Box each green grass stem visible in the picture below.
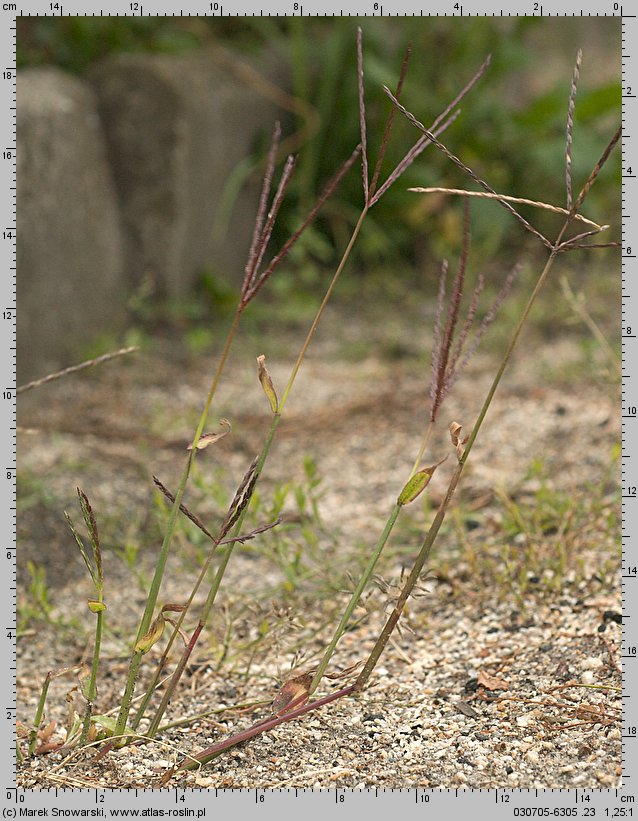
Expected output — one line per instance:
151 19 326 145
79 608 104 747
145 207 369 736
353 230 569 691
309 421 434 694
28 673 53 756
111 308 242 743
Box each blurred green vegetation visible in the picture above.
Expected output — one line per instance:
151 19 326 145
18 16 621 295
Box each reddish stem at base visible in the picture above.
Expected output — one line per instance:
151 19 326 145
178 684 357 771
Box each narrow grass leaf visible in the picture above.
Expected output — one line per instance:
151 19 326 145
78 666 92 701
93 715 137 739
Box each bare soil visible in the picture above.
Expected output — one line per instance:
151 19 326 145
16 299 621 789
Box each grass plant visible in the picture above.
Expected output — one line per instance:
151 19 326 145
128 30 489 742
109 122 361 745
18 33 619 783
171 47 619 774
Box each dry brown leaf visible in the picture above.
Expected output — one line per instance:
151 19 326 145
134 614 166 654
456 701 479 718
323 660 364 680
477 669 509 691
257 355 279 414
39 720 57 743
271 672 313 716
449 421 469 460
187 418 232 451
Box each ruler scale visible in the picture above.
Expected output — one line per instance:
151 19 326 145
2 5 16 793
5 3 630 817
623 11 637 821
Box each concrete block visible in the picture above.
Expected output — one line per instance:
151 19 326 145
89 50 287 298
18 67 126 382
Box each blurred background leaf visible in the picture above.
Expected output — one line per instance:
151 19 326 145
18 16 620 301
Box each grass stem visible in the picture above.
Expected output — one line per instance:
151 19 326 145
353 233 568 691
111 308 242 743
309 419 434 695
79 608 104 746
146 207 369 735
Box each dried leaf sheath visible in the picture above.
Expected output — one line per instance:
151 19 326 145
257 354 279 414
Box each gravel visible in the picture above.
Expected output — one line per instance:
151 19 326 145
17 305 621 789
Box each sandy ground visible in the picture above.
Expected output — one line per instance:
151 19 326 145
16 298 621 789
